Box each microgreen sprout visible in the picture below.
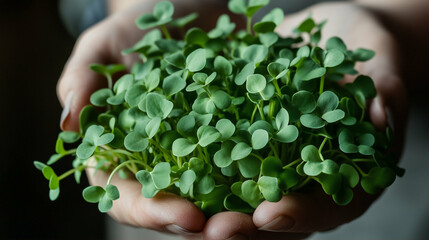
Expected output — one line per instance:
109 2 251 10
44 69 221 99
35 0 403 216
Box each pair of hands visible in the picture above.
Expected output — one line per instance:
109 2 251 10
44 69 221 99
57 2 407 239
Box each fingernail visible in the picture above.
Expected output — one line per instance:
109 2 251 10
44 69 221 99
226 233 249 240
60 91 73 130
258 215 294 232
165 224 200 236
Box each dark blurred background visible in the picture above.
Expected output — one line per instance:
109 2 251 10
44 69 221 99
0 0 105 239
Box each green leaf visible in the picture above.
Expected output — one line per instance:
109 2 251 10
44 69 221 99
212 14 236 38
136 170 159 198
301 145 321 163
228 0 246 14
49 188 60 201
49 174 59 190
275 125 299 143
163 74 186 96
169 12 198 28
318 91 339 114
34 161 47 171
186 48 206 72
214 56 233 76
197 126 221 147
248 120 273 134
179 170 196 194
261 156 282 177
151 162 171 189
238 156 260 178
145 117 161 139
197 175 215 195
253 21 276 33
326 37 347 54
224 193 254 214
82 186 105 203
185 28 209 47
47 154 62 165
352 48 375 61
300 114 325 129
90 88 113 107
258 176 282 202
146 93 174 119
172 138 198 157
153 1 174 22
297 18 315 33
98 194 113 212
267 62 288 79
324 49 345 68
361 167 396 194
259 32 279 47
76 142 96 159
211 90 231 109
105 184 120 200
216 119 236 140
339 164 359 188
317 173 342 195
122 29 162 55
292 90 316 114
177 115 196 136
192 94 216 114
321 109 345 123
243 45 268 64
358 145 375 155
231 142 252 160
252 129 269 150
165 52 186 68
55 138 65 154
246 74 266 93
89 64 126 76
159 130 181 150
278 168 300 190
261 8 284 26
235 62 255 85
275 108 289 130
293 59 326 81
358 133 375 146
59 131 81 143
332 184 353 205
124 132 149 152
241 180 263 208
246 0 270 17
214 141 234 168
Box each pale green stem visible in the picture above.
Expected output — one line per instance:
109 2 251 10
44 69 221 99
319 75 325 95
107 160 150 185
160 25 172 39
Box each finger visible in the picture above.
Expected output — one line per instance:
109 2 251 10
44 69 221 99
202 211 310 240
85 166 206 236
253 186 377 233
57 25 117 132
57 18 140 132
202 211 256 240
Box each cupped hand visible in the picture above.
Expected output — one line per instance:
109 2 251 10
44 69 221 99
57 1 408 240
199 2 407 240
57 2 207 238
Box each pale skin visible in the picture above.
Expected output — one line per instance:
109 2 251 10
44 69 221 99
57 0 427 239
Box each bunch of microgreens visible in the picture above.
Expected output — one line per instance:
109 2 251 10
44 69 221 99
34 0 404 216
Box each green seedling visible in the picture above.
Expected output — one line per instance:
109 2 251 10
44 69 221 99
35 0 403 216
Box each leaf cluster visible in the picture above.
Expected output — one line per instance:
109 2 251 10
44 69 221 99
35 0 402 215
